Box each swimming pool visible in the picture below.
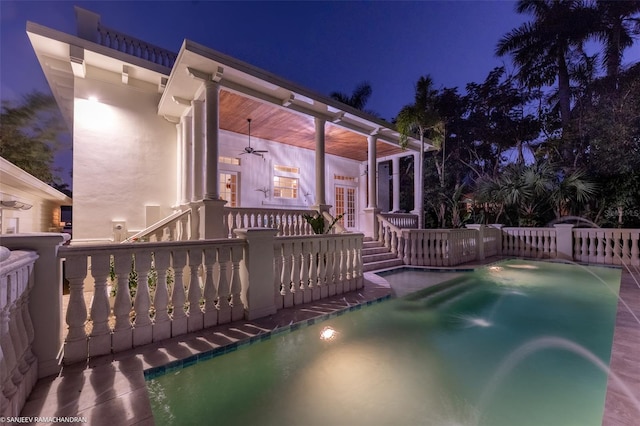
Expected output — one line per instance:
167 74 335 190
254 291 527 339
146 260 622 425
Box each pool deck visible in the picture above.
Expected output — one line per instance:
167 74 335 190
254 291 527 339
19 258 640 425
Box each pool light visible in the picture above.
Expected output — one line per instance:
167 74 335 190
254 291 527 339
320 326 337 341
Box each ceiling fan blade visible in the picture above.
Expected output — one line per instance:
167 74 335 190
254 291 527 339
254 150 268 153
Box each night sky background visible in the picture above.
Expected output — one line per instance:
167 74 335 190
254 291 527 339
2 1 639 187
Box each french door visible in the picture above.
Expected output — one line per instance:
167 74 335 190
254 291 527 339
335 185 357 231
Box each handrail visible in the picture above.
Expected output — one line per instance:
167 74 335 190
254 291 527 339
379 212 418 229
224 206 316 237
322 211 347 234
376 213 404 256
123 208 191 243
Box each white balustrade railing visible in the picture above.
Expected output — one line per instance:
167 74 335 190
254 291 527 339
379 212 418 229
59 239 246 363
573 228 640 266
1 249 39 418
502 227 557 259
377 214 404 259
274 234 363 310
96 23 177 68
225 207 316 237
448 229 478 265
123 208 192 243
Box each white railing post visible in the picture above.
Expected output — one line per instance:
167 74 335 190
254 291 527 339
234 228 277 320
3 234 68 377
554 224 575 261
466 224 485 261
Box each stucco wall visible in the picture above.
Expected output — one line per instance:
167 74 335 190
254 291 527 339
219 130 362 216
73 72 176 241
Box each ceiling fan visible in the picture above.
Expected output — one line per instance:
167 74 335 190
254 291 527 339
240 118 268 158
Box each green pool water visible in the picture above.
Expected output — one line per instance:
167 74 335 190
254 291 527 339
147 260 622 426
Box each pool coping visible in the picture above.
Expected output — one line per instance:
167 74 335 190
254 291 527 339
143 293 392 381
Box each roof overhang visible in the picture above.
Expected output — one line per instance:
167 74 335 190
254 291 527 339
159 40 430 161
27 18 431 162
0 157 72 204
26 21 171 132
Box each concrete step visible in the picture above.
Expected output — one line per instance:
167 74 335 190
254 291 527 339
363 240 384 249
363 258 404 272
362 252 398 263
362 246 389 256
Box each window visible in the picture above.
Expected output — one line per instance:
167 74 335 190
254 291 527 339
273 176 298 199
274 165 299 174
334 174 357 182
219 156 240 166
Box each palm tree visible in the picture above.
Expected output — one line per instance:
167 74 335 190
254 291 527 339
593 0 640 80
330 81 378 116
396 75 445 228
496 0 596 136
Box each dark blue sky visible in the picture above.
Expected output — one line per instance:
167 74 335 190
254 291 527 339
1 0 535 121
2 1 639 187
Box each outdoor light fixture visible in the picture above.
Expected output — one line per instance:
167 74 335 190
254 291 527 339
320 326 337 341
0 200 32 210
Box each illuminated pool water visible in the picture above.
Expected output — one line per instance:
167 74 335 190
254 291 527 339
146 260 621 425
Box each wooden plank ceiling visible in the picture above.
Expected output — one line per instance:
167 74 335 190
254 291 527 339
219 90 404 162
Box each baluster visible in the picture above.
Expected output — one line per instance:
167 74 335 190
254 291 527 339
309 239 320 301
543 231 550 258
217 246 232 323
595 231 604 264
334 238 345 295
588 231 597 263
186 249 203 332
170 250 188 336
324 238 335 296
345 237 354 292
300 240 312 303
202 248 218 328
88 253 111 357
291 241 303 305
230 246 244 321
631 232 640 266
64 255 89 362
273 243 285 309
318 238 328 299
355 236 364 289
605 231 614 264
580 231 588 262
397 232 404 261
616 231 626 265
153 250 171 341
281 242 294 307
403 231 411 265
133 251 153 346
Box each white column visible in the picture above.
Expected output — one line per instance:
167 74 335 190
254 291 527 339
392 156 400 212
367 135 377 208
314 117 327 207
204 81 220 200
412 150 424 228
191 100 204 201
181 115 192 205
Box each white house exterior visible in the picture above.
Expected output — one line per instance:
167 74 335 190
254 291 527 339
27 7 429 243
0 157 72 235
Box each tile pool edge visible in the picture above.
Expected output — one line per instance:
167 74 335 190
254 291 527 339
143 293 392 381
